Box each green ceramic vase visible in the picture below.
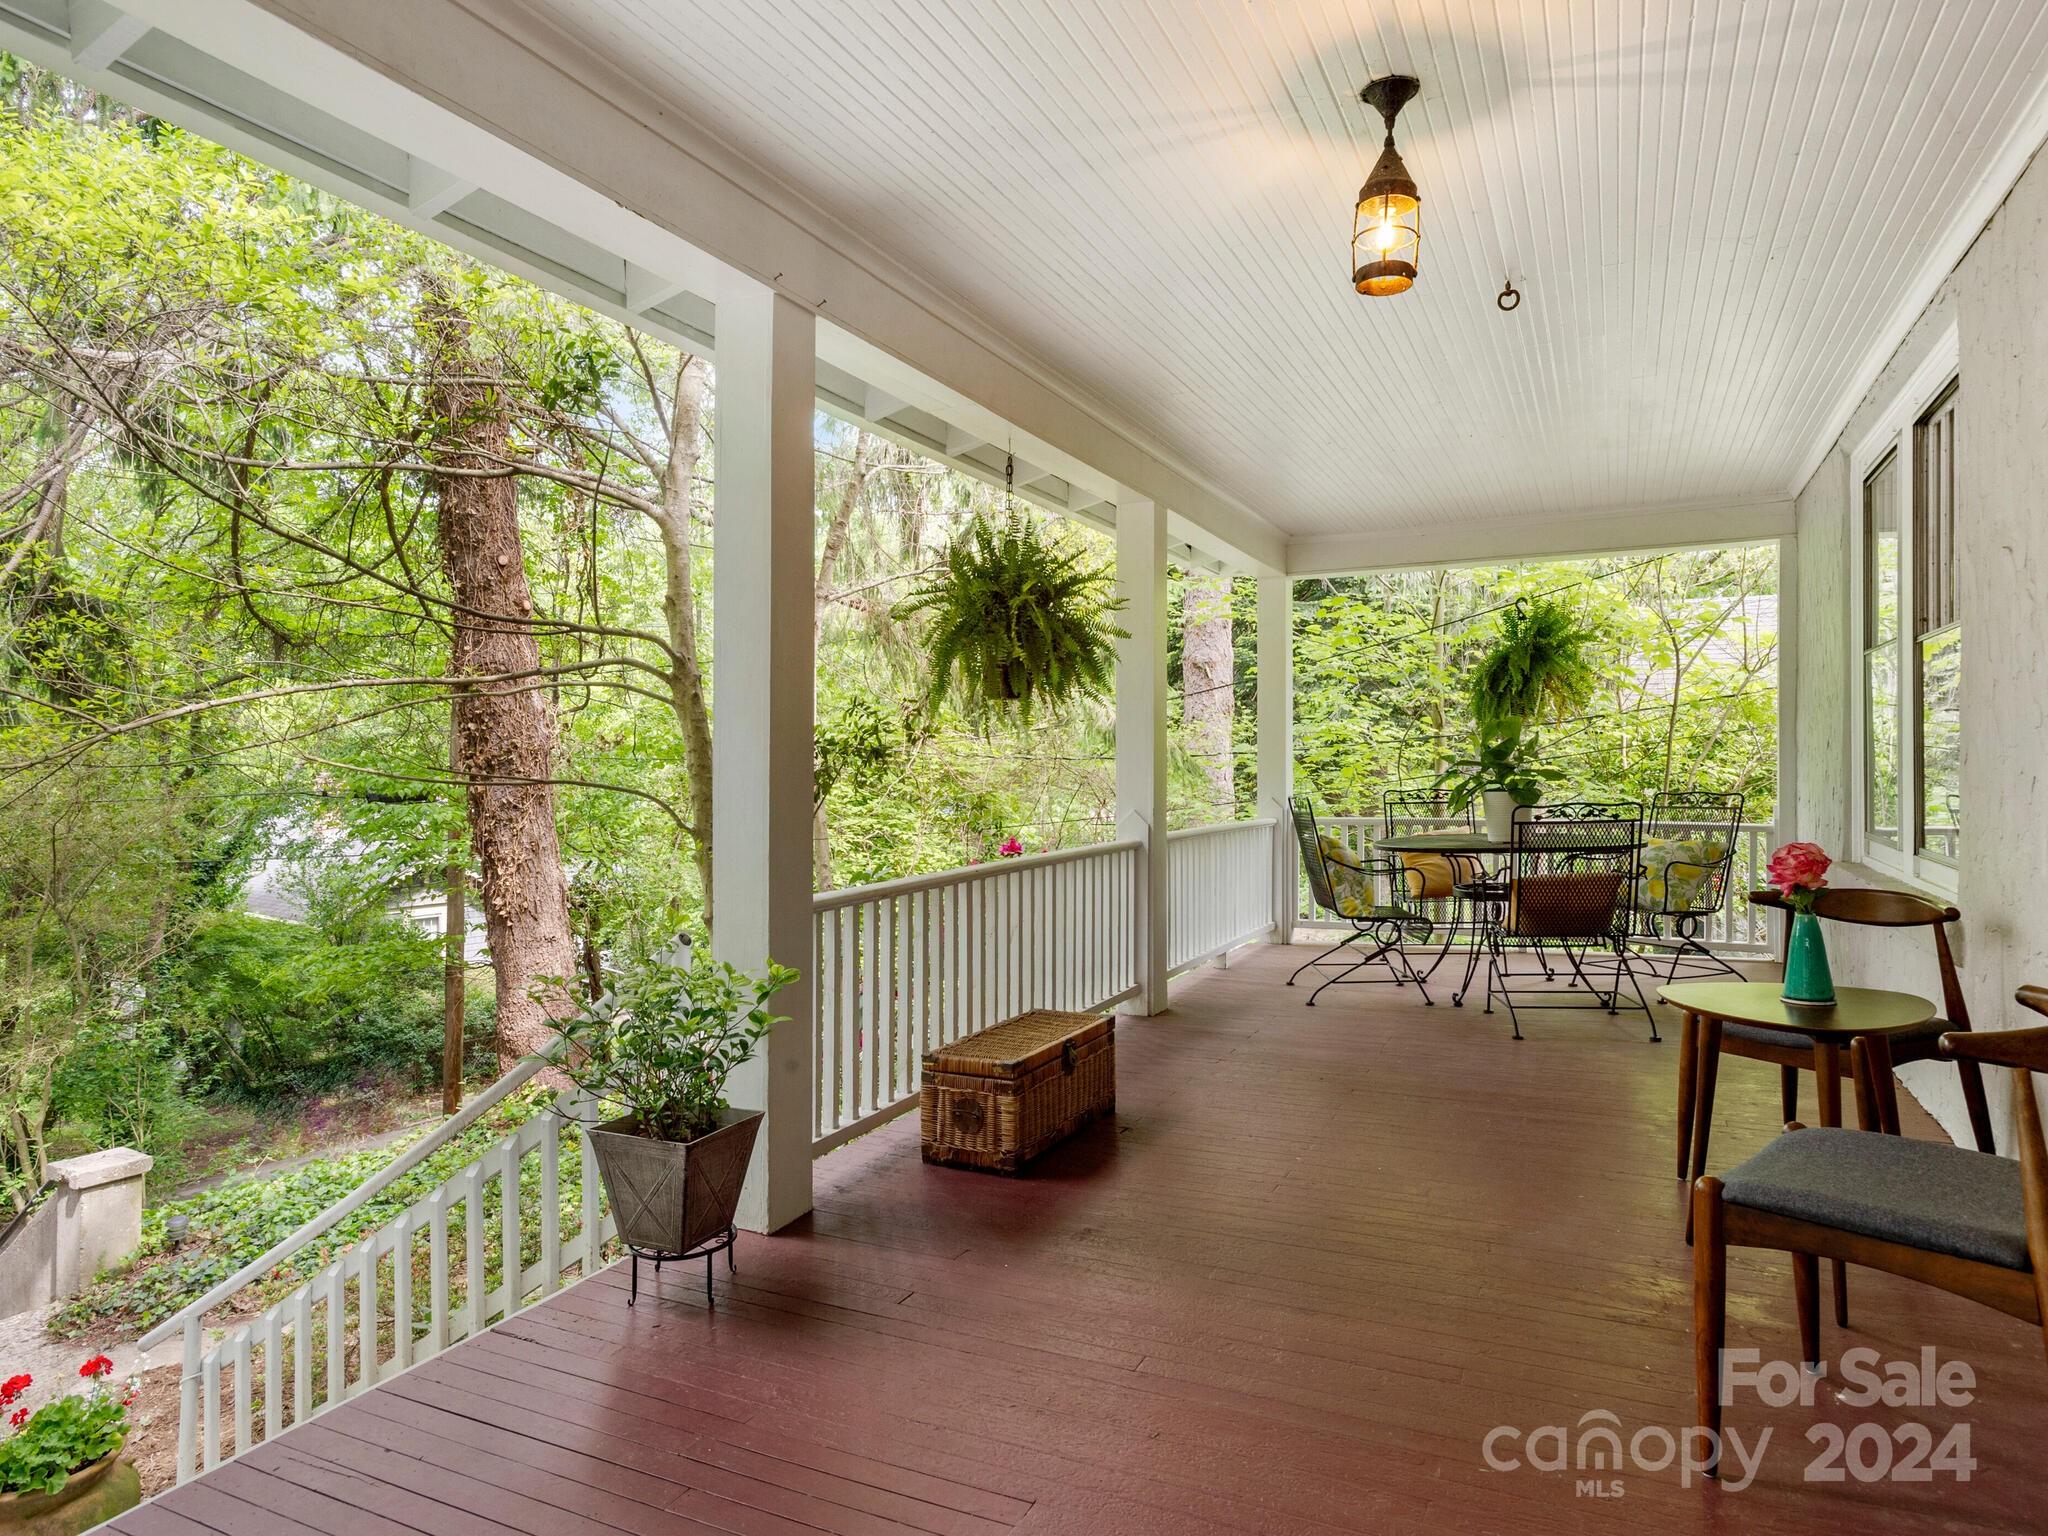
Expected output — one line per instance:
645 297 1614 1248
1781 910 1836 1006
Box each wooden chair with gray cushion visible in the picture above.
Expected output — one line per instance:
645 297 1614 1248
1691 985 2048 1475
1685 887 1997 1177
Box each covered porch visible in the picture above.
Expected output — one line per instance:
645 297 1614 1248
14 0 2047 1526
108 949 2048 1534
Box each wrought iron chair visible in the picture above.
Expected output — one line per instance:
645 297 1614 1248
1381 791 1496 982
1627 790 1744 982
1476 801 1656 1040
1692 985 2048 1476
1287 796 1436 1006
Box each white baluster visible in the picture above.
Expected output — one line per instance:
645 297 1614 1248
464 1165 486 1337
323 1263 345 1410
292 1287 312 1428
391 1213 415 1372
262 1308 282 1444
201 1341 220 1471
355 1236 380 1392
540 1118 561 1295
176 1318 200 1485
428 1188 450 1356
231 1330 251 1462
837 905 857 1131
499 1139 522 1317
579 1112 603 1276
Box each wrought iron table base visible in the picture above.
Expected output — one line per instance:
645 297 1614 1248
626 1223 739 1307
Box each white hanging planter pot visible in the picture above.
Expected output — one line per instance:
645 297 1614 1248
1482 789 1521 843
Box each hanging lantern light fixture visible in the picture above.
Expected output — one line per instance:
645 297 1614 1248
1351 73 1422 296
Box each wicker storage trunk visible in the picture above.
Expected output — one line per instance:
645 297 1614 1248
920 1010 1114 1172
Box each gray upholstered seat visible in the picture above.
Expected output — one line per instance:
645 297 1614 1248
1720 1127 2029 1270
1724 1015 1948 1051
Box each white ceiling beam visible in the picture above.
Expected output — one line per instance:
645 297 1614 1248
942 425 986 459
862 387 908 422
405 157 475 220
141 0 1286 572
623 262 687 315
1287 497 1796 577
66 0 151 71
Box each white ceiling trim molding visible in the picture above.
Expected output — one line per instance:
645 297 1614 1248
125 0 1284 571
1792 62 2048 494
1288 497 1795 578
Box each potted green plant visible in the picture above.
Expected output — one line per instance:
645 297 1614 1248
893 511 1126 723
1434 719 1565 842
1468 595 1602 729
0 1357 141 1534
552 940 797 1285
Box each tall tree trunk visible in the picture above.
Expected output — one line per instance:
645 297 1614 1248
440 708 466 1113
648 357 717 929
421 294 578 1073
810 431 875 890
1182 572 1235 814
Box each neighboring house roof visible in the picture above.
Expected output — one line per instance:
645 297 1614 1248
238 851 492 966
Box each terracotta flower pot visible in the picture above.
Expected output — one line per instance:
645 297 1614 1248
586 1107 762 1257
0 1451 141 1536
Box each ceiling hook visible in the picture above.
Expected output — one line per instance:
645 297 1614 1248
1497 278 1521 312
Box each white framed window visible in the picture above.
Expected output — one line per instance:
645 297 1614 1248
1849 322 1960 889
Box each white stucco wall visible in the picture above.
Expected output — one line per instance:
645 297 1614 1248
1793 145 2048 1149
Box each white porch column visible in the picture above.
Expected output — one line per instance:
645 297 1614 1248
712 278 815 1233
1115 496 1170 1014
1256 574 1295 945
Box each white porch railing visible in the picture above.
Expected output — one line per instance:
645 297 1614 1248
810 838 1145 1155
140 1054 613 1486
1305 816 1781 953
1166 818 1279 974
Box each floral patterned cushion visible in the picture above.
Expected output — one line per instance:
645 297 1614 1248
1317 833 1381 918
1637 835 1728 913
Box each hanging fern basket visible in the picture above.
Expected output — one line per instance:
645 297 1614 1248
894 510 1125 725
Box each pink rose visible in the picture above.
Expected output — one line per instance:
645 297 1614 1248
1766 841 1831 895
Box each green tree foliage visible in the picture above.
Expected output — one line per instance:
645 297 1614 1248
1291 549 1779 820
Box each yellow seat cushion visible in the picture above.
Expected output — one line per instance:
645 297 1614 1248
1400 852 1456 901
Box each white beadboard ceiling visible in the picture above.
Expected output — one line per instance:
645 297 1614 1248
516 0 2048 539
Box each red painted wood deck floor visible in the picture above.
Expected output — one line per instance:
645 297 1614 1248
110 947 2048 1536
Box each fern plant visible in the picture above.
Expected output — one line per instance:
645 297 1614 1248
1468 596 1603 728
894 512 1126 724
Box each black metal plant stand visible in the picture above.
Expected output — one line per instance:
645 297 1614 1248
626 1222 738 1307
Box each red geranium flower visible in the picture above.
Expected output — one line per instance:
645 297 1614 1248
0 1374 28 1406
79 1355 114 1379
7 1408 26 1428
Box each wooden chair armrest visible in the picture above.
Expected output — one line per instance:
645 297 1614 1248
1940 1025 2048 1072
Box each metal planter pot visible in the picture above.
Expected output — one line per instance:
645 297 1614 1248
586 1106 761 1258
